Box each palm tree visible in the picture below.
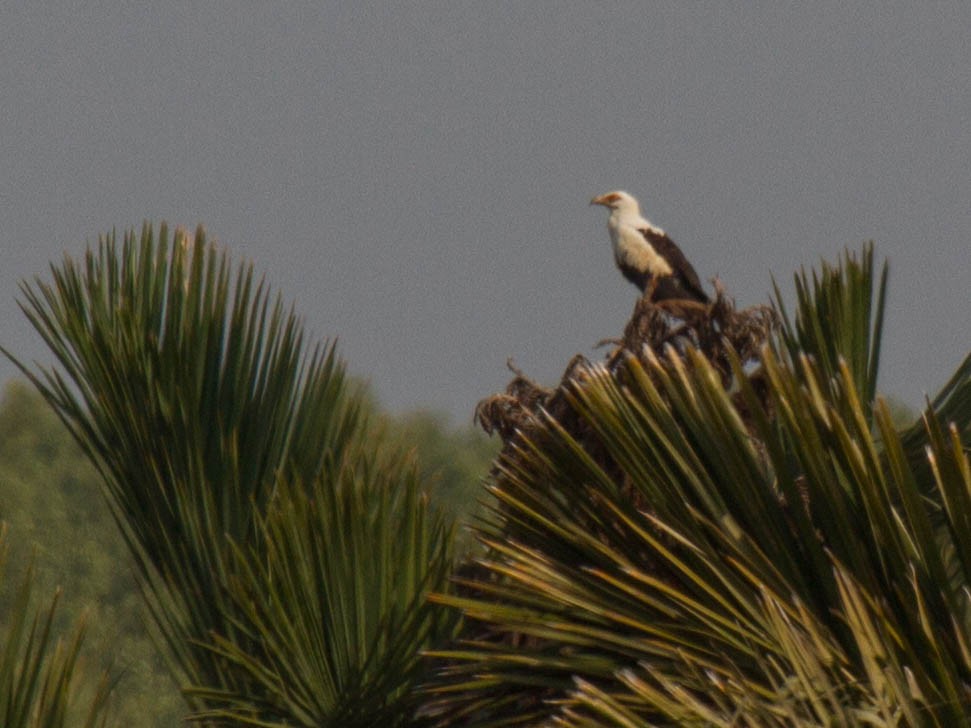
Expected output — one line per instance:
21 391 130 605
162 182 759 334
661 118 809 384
6 224 455 726
425 245 971 726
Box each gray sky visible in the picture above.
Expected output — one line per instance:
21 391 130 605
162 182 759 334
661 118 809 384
1 5 968 423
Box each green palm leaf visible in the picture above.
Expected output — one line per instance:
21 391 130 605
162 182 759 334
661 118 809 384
773 242 888 415
192 458 456 727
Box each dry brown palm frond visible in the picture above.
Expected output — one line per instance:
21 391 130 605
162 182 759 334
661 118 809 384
477 279 779 452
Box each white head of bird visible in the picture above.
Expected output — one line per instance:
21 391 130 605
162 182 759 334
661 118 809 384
591 190 660 232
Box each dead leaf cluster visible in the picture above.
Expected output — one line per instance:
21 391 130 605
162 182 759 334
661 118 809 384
475 281 777 451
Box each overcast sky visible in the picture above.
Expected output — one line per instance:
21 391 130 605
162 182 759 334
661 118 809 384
1 5 968 423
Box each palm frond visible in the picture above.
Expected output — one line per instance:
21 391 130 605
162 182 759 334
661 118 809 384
188 449 457 727
772 242 888 417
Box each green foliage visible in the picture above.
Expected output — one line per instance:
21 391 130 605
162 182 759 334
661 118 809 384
7 224 456 725
773 242 888 411
0 527 112 728
0 377 494 726
194 460 456 726
384 411 498 538
0 381 181 726
0 380 102 607
425 247 971 725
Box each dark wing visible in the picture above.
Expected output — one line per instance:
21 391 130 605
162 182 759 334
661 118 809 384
639 227 709 303
615 259 652 292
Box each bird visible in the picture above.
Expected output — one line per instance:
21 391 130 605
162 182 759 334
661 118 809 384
591 190 709 304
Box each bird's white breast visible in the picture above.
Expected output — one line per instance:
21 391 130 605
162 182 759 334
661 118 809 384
608 217 673 277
